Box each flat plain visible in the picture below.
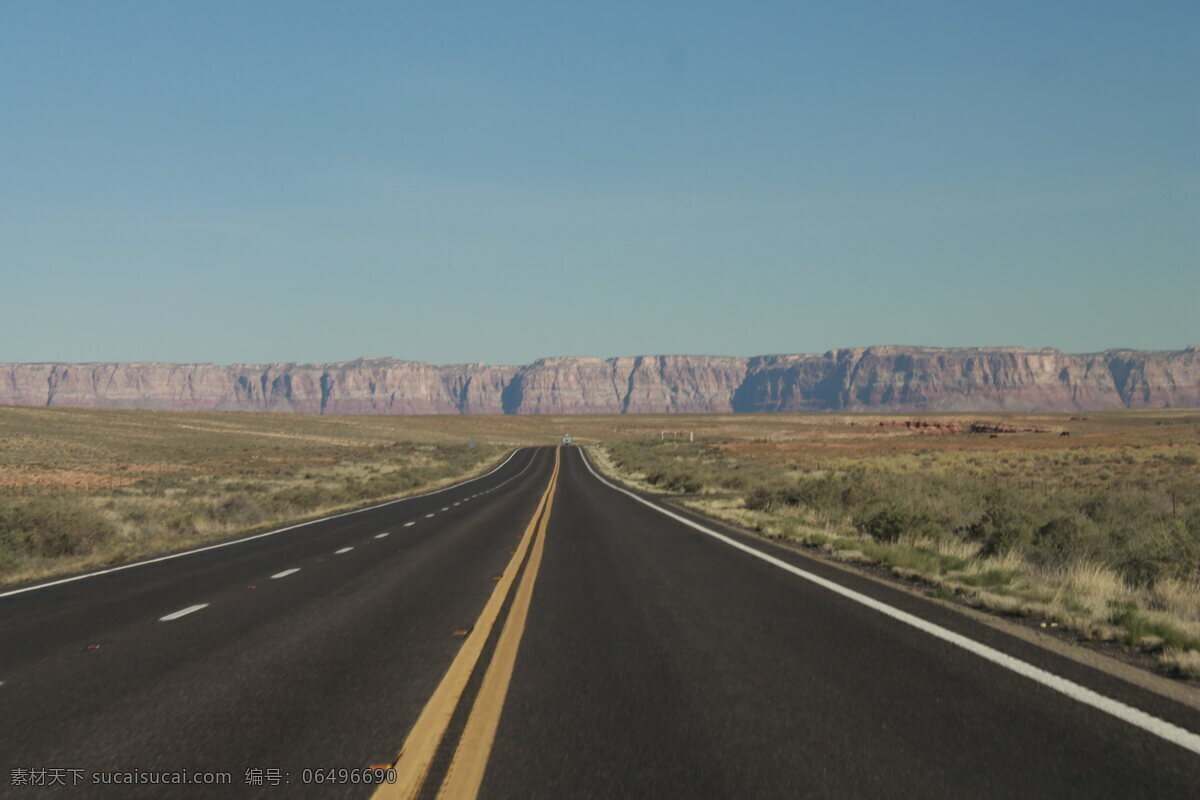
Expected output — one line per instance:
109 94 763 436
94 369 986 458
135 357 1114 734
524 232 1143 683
2 405 1197 679
0 406 515 585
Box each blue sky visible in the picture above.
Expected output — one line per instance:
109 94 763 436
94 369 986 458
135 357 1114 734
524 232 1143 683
2 1 1196 364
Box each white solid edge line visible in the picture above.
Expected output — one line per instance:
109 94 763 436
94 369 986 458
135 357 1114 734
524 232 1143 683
0 448 527 599
271 568 301 579
374 532 390 539
578 448 1200 757
334 547 354 554
159 603 209 621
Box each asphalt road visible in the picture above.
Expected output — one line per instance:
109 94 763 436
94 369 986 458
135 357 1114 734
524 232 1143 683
2 445 1199 798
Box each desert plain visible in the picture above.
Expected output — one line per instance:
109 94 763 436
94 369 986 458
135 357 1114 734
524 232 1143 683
1 405 1198 679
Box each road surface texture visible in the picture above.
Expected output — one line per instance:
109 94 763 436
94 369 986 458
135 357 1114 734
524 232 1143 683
1 446 1198 798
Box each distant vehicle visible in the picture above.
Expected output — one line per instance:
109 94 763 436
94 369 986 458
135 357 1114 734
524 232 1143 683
562 434 572 445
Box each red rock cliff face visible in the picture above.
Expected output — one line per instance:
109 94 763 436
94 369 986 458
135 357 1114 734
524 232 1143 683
619 356 748 413
1 347 1196 414
733 347 1175 412
500 356 748 414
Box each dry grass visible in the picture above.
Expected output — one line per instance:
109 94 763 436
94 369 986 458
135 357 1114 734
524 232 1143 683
0 407 521 585
1161 648 1200 679
5 404 1200 677
4 405 679 585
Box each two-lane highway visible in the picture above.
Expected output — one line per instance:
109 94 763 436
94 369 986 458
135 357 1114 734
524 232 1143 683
2 445 1199 798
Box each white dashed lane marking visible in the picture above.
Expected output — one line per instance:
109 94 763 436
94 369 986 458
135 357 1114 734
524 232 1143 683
0 450 528 603
404 522 416 527
440 507 449 511
160 604 209 622
335 547 354 555
425 514 435 518
271 568 301 579
375 532 390 539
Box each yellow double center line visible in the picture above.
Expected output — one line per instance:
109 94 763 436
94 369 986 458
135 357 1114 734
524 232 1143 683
375 446 560 800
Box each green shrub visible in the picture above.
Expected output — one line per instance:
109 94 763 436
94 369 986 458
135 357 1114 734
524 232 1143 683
968 491 1035 556
958 569 1019 588
744 487 777 511
0 497 115 558
662 471 702 493
719 474 747 490
164 508 200 534
1032 515 1104 568
270 485 328 513
856 507 932 543
208 493 264 526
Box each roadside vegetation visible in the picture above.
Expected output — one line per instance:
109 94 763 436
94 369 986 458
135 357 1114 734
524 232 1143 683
6 405 1199 679
591 410 1200 679
0 407 505 586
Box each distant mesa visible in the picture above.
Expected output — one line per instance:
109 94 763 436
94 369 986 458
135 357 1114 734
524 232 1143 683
3 346 1197 414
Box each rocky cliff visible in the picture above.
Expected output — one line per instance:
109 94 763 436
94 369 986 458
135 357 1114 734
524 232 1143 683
2 347 1197 414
